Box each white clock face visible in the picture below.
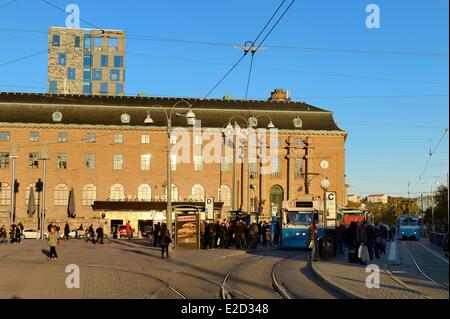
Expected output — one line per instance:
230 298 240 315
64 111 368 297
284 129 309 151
320 160 330 170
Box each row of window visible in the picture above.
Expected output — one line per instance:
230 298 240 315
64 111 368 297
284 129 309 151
51 34 120 51
0 183 232 207
49 81 124 95
56 53 124 69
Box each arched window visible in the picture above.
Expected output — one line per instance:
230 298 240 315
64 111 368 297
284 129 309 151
82 184 97 206
25 183 39 206
0 183 11 206
110 184 125 201
164 184 179 202
218 185 231 207
191 184 205 202
138 184 152 201
54 183 69 206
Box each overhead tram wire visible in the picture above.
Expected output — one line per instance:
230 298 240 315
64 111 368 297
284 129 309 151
411 128 449 192
0 0 19 9
0 49 47 68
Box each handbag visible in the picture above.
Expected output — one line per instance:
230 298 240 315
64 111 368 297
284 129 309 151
166 236 172 244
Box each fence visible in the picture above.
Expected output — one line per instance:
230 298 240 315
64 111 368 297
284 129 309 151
428 232 447 247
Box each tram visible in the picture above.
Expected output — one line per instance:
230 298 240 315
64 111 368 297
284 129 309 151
397 214 422 240
280 197 324 248
339 207 373 227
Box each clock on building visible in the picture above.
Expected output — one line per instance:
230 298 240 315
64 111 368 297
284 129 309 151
320 160 330 170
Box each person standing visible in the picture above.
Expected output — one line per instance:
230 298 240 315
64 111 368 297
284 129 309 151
0 225 6 244
88 224 95 244
153 222 161 247
64 222 70 241
48 226 59 260
336 224 346 255
308 221 319 261
96 225 104 244
160 223 171 258
274 221 281 245
125 221 132 240
15 224 22 244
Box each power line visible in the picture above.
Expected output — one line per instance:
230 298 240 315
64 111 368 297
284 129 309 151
0 49 47 68
411 128 449 192
0 0 18 9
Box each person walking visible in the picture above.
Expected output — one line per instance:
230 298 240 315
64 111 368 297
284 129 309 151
160 223 171 258
88 224 95 244
308 221 319 261
153 222 161 247
15 224 22 244
64 222 70 241
48 226 59 260
0 225 7 244
96 225 104 244
274 220 281 246
125 221 132 240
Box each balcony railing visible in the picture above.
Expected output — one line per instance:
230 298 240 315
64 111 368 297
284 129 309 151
271 172 281 179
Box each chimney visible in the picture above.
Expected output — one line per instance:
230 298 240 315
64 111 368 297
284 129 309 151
269 88 291 101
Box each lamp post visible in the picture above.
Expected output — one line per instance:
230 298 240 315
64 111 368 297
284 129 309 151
146 101 196 252
36 178 43 231
9 143 19 227
320 178 330 230
39 146 50 239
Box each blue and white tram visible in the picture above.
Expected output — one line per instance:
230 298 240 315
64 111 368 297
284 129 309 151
397 214 422 240
280 199 324 248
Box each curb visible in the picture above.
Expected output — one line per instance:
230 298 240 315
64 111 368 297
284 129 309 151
309 260 365 299
386 241 401 266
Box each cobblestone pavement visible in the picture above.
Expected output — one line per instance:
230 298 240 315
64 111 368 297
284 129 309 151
311 242 428 299
0 238 279 299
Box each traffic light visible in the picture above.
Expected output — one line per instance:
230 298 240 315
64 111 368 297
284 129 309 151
35 178 43 192
14 179 19 193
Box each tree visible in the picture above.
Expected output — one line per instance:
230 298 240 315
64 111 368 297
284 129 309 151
424 186 448 232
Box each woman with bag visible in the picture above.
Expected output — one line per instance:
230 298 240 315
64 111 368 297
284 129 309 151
160 223 171 258
48 226 60 260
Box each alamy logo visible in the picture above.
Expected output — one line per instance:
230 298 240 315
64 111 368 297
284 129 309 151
65 4 80 28
365 264 380 289
365 4 381 29
65 264 80 289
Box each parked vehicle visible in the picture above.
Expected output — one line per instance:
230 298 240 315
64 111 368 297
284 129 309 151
22 228 48 239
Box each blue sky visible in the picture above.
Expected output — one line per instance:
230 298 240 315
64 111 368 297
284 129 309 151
0 0 448 197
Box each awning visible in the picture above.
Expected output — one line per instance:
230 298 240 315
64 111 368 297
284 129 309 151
92 201 224 212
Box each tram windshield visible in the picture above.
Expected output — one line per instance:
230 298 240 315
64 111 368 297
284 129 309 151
286 212 315 226
400 219 418 226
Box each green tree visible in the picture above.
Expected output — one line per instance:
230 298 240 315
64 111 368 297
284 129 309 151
424 186 448 232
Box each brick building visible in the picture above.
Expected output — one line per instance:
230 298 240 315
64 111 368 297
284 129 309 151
0 90 347 232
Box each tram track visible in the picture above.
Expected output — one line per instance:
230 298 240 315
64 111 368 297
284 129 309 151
402 241 449 291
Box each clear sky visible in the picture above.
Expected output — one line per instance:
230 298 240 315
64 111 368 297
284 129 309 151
0 0 448 198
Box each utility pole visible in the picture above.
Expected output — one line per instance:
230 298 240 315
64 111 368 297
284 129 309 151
303 138 311 194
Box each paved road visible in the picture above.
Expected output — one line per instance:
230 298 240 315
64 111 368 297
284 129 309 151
0 239 337 299
389 239 449 299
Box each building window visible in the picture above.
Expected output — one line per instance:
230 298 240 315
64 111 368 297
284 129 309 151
170 134 177 145
74 36 81 48
110 184 125 201
86 133 96 143
164 184 179 201
58 53 66 65
170 154 177 171
295 138 304 148
194 135 203 145
138 184 151 201
57 153 67 169
82 184 96 206
114 55 123 67
83 55 92 68
83 83 91 95
113 133 123 144
191 184 205 201
113 154 123 170
221 157 230 172
295 158 303 178
93 69 102 81
84 35 91 51
0 131 10 141
194 156 203 171
249 162 258 173
85 154 95 169
109 38 118 50
94 37 103 49
83 71 91 81
25 183 39 206
49 81 57 94
0 152 10 169
100 55 108 67
68 67 76 80
52 35 60 48
54 183 69 206
116 83 124 95
141 135 150 144
100 83 108 94
271 137 280 148
58 132 68 143
29 132 39 142
271 157 281 178
218 185 231 207
29 153 39 169
141 154 151 171
110 69 120 81
0 183 11 206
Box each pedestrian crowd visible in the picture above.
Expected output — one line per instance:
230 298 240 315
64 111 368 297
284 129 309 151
200 219 281 250
334 220 396 265
0 223 24 244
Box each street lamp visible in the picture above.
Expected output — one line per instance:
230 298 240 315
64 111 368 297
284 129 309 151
146 101 196 252
9 143 19 227
320 178 330 229
35 178 43 231
39 145 50 239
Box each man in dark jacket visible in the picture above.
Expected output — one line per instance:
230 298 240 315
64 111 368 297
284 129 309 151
153 223 161 247
96 225 104 244
208 223 216 249
64 222 70 241
214 221 221 248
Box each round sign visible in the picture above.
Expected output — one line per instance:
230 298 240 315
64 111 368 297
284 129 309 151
320 160 330 170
